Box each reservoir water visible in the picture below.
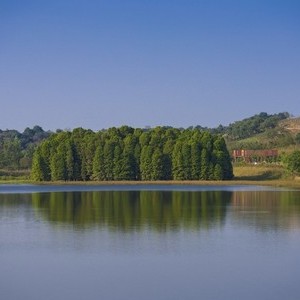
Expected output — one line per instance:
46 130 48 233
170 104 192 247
0 184 300 300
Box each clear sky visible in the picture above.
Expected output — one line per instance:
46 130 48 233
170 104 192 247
1 0 299 132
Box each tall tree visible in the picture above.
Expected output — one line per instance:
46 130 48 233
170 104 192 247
140 145 153 180
113 144 123 180
103 140 115 180
191 141 201 180
50 143 67 181
31 148 49 181
200 148 209 180
172 142 185 180
119 151 136 180
182 142 191 180
0 138 22 169
151 148 165 180
92 144 105 180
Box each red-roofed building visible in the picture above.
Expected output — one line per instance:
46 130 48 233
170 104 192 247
232 149 278 163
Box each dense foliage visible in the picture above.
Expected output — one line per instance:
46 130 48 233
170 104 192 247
0 126 51 170
31 126 233 181
283 151 300 175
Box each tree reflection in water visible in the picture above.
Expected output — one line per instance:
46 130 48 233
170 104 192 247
1 189 300 232
30 190 232 231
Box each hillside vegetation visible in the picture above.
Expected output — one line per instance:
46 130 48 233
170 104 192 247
222 113 300 153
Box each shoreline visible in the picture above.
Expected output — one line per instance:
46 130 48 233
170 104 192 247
1 178 300 189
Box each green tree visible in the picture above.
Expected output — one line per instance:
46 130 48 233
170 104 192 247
92 144 105 180
213 163 223 180
113 144 123 180
191 141 201 180
0 138 22 169
200 148 209 180
151 148 165 180
140 145 153 180
65 141 75 180
31 148 49 181
119 151 136 180
172 142 185 180
285 151 300 175
213 136 233 180
103 140 115 180
50 144 67 181
134 143 141 180
182 143 191 180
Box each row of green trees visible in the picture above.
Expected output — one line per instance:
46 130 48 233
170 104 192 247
31 126 233 181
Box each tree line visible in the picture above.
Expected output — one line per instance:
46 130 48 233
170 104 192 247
31 126 233 181
0 112 295 174
0 126 51 170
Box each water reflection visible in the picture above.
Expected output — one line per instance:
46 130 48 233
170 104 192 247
30 191 231 231
1 189 300 232
1 188 300 300
231 190 300 231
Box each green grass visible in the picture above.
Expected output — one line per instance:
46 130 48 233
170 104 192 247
0 169 31 182
233 164 288 181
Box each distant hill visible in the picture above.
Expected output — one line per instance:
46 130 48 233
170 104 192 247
222 113 300 152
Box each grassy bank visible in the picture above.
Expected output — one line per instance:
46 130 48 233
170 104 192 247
1 165 300 189
233 164 287 180
1 179 300 189
232 164 300 188
0 169 30 181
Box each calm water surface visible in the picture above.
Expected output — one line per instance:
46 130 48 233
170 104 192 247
0 184 300 300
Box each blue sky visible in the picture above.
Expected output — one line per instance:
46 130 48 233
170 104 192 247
1 0 299 131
